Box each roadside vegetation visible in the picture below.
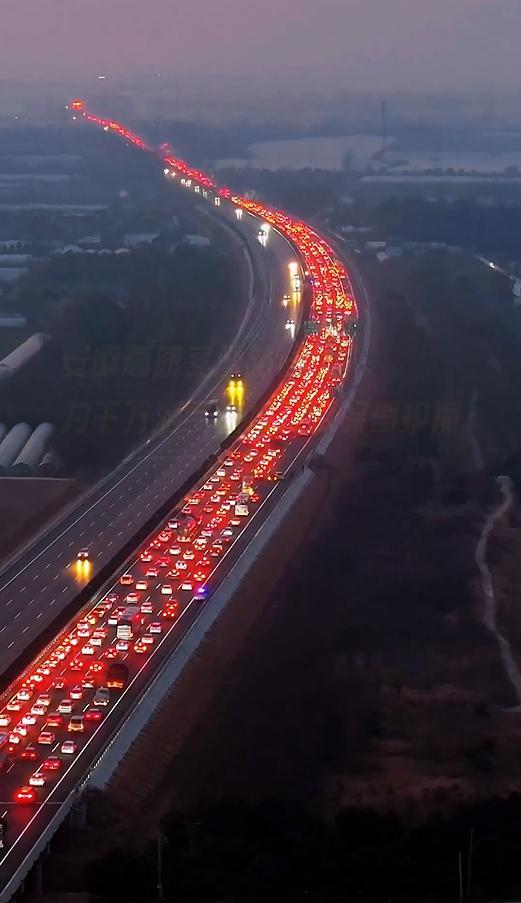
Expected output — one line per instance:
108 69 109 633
1 241 243 475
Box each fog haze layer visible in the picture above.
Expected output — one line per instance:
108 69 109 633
1 0 519 93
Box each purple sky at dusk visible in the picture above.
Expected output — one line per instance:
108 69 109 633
1 0 520 92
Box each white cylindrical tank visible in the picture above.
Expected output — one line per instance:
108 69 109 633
0 333 49 381
38 450 60 477
0 423 32 474
11 423 55 475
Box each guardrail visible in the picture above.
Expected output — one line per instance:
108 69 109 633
0 227 363 903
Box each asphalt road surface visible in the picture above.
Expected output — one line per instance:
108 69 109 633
0 212 298 678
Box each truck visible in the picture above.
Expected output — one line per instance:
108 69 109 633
234 492 249 517
106 662 129 690
176 512 198 543
116 619 132 640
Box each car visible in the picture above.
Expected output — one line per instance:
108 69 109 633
84 708 104 723
221 528 233 537
193 570 207 582
15 785 37 804
37 731 55 745
169 546 181 556
175 560 187 571
156 557 170 568
21 745 38 761
167 519 178 530
140 601 153 615
116 640 129 653
183 549 195 560
204 400 219 419
77 548 90 561
68 716 84 733
18 688 32 702
81 678 95 690
231 519 241 527
125 592 140 604
149 621 162 634
81 644 95 656
120 574 134 586
36 694 51 708
106 593 119 604
29 772 46 787
77 627 90 638
161 584 173 595
0 714 11 727
61 740 77 755
103 647 118 660
8 733 21 745
141 635 154 647
42 756 62 771
45 712 64 728
70 686 83 700
134 642 148 654
30 704 46 717
135 580 148 592
158 531 170 543
21 713 37 726
6 699 21 712
180 581 193 591
58 699 73 714
145 568 158 579
70 659 85 671
93 689 110 707
90 635 103 647
140 552 153 563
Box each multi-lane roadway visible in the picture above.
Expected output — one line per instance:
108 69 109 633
0 102 358 899
0 195 299 678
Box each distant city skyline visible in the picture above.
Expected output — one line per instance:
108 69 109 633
1 0 520 94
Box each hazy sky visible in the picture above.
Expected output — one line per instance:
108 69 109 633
1 0 520 93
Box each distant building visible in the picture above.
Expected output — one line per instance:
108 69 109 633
184 234 211 247
124 232 159 248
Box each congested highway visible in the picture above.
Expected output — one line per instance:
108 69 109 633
0 175 297 678
0 102 358 897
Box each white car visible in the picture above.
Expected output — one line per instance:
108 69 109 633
175 561 187 571
29 772 46 787
70 687 83 700
61 740 77 755
180 581 193 592
149 622 162 634
22 713 37 726
31 704 46 717
81 645 95 655
169 546 181 556
0 714 11 727
142 635 154 646
90 636 103 646
161 584 173 595
116 640 128 653
135 581 148 592
58 699 73 714
18 689 32 702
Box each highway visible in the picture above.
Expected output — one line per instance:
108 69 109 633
0 103 358 899
0 196 299 679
